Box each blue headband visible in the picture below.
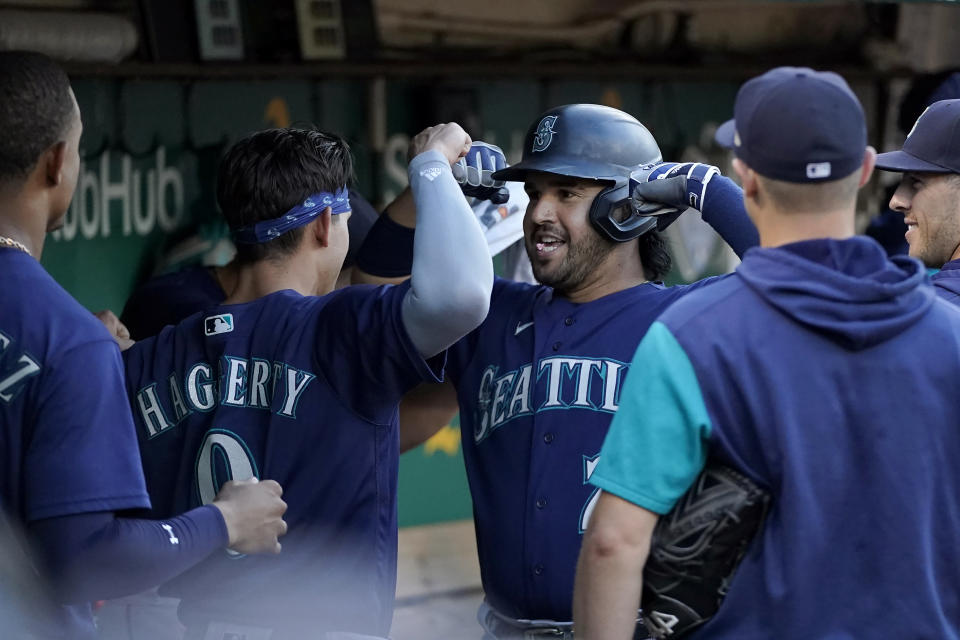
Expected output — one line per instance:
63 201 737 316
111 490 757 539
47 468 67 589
231 187 351 245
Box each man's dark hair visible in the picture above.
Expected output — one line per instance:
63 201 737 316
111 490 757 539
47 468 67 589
217 128 354 264
638 230 672 282
0 51 75 183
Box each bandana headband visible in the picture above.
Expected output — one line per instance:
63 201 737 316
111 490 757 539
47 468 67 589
232 187 351 245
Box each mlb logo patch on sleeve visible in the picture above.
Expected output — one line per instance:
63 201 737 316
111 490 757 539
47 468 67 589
204 313 234 336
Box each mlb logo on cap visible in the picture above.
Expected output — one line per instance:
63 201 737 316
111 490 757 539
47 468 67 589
715 66 867 183
806 162 832 180
204 313 234 336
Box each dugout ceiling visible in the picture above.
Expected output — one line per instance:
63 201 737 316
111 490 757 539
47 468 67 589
0 0 958 73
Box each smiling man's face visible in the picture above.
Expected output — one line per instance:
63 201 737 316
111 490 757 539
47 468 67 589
889 171 960 267
522 172 612 293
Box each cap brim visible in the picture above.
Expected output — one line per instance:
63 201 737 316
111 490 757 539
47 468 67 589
874 149 955 174
490 164 534 182
492 155 635 183
715 119 737 149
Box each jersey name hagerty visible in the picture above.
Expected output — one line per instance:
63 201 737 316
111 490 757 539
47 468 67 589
134 356 316 437
473 356 628 443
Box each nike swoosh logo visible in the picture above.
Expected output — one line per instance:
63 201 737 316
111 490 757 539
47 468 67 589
515 321 534 335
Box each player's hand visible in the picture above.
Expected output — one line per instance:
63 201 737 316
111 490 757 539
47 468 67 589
452 141 510 205
408 123 472 166
211 478 288 555
94 309 135 351
630 162 721 231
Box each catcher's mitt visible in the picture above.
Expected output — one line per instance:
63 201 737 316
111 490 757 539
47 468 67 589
641 464 770 639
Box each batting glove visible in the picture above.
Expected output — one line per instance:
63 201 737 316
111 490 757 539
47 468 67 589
453 141 510 204
630 162 721 231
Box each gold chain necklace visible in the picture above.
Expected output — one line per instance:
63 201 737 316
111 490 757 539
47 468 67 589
0 235 31 257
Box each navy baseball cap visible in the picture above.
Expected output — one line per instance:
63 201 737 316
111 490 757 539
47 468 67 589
875 99 960 174
715 67 867 183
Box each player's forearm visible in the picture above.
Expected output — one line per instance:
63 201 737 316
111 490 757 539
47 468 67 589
402 149 493 357
31 506 227 603
574 540 645 639
699 175 759 258
573 492 652 640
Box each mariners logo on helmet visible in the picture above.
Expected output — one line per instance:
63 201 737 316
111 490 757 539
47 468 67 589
531 115 559 153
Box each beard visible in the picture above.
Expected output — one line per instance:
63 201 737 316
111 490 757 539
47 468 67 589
526 228 615 294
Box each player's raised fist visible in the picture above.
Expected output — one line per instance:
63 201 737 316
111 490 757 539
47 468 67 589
212 478 288 555
452 141 510 204
408 122 472 166
630 162 721 231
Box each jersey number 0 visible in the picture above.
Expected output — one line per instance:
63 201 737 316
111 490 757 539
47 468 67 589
195 428 260 504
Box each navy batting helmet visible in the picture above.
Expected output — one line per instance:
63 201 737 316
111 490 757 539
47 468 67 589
492 104 663 242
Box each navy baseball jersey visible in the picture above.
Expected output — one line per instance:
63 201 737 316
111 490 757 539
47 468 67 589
122 281 442 637
932 257 960 305
0 250 151 638
446 275 720 621
596 237 960 638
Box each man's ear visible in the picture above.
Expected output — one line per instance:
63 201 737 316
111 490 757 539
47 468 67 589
311 207 333 248
732 158 758 197
859 146 877 188
44 141 68 187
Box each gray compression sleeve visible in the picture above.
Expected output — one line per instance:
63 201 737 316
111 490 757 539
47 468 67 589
401 150 493 357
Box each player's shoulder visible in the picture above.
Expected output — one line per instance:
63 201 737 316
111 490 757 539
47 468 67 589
932 265 960 304
205 284 403 339
490 276 544 304
315 279 412 313
0 252 114 354
475 277 545 329
655 273 752 335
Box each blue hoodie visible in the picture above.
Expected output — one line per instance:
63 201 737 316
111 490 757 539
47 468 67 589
933 258 960 305
594 236 960 639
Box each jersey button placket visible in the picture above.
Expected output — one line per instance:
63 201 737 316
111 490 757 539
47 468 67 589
543 432 554 444
564 316 574 326
552 341 561 351
533 564 544 576
535 497 547 509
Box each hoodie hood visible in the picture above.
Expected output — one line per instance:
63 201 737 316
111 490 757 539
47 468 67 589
737 236 934 350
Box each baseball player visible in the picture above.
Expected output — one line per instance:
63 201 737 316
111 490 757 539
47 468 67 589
0 51 287 639
354 103 759 637
575 67 960 639
874 99 960 304
121 124 492 638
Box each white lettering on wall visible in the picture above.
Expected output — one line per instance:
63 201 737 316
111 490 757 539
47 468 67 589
52 147 186 242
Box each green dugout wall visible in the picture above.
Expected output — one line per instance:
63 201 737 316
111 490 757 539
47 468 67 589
41 74 746 527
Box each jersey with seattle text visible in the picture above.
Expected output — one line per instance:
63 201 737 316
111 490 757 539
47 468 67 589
0 249 151 639
122 281 441 637
447 276 720 621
